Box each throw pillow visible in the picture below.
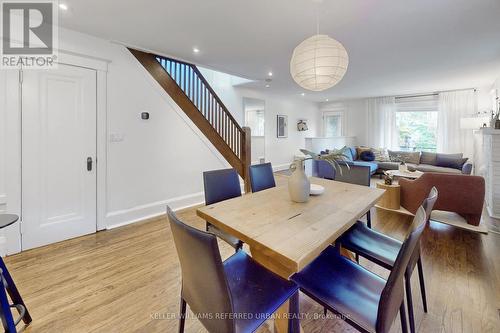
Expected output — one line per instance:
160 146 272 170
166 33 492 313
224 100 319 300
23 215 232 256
348 147 358 160
372 148 390 162
388 150 421 165
436 153 467 170
420 151 437 165
436 153 463 160
356 146 371 160
342 146 354 161
360 150 375 161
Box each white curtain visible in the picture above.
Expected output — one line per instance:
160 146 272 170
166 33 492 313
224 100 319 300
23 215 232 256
437 90 477 158
366 97 398 149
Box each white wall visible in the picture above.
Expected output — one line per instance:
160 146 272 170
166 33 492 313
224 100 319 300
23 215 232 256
250 136 265 164
494 76 500 101
0 27 321 253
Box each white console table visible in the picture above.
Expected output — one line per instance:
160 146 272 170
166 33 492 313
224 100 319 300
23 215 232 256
474 128 500 218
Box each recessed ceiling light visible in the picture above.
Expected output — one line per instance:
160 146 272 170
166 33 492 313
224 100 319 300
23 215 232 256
193 47 200 54
59 3 68 10
301 93 306 96
326 99 329 102
265 84 270 88
268 72 273 77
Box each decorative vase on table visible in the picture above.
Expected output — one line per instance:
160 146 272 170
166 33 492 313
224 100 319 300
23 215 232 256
288 159 310 203
398 161 408 173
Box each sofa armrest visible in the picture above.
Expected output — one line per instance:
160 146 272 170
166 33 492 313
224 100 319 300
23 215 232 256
462 163 473 175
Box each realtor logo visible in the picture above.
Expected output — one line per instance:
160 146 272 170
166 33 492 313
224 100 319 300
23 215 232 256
1 0 58 68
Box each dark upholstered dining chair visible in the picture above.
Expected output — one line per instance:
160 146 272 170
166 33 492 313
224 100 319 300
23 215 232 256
249 163 276 193
167 206 300 333
203 168 243 251
292 206 427 333
337 187 438 333
329 163 373 228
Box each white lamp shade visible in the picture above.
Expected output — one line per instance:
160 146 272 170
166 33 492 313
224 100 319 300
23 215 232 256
290 34 349 92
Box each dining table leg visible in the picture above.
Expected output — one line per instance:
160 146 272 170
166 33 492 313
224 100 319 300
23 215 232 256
250 248 303 333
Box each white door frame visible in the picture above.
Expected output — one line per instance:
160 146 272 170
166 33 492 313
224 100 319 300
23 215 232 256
45 52 110 233
4 50 109 254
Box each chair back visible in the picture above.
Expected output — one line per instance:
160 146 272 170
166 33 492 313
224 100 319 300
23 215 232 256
334 163 371 187
376 206 427 333
404 186 438 277
249 163 276 192
422 187 438 222
203 168 242 205
166 206 234 333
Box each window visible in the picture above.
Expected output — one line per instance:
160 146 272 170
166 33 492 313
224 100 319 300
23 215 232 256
245 109 265 136
323 111 343 137
395 95 438 152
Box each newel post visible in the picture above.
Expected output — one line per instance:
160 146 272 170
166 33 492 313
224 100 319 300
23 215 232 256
242 127 252 193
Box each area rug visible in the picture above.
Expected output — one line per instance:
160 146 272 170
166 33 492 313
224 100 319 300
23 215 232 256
430 210 488 234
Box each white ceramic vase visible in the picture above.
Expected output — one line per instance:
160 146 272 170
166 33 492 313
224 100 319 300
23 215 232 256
288 159 311 203
398 162 408 172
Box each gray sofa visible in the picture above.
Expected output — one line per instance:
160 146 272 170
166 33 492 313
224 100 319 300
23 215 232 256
374 150 472 175
315 148 473 180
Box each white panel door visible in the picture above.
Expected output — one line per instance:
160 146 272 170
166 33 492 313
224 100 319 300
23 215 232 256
22 64 97 250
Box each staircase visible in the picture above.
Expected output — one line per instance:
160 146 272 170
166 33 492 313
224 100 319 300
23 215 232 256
129 48 251 192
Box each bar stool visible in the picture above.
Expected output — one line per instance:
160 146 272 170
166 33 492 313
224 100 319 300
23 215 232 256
0 214 32 332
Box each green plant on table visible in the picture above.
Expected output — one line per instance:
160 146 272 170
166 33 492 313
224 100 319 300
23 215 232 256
298 146 351 176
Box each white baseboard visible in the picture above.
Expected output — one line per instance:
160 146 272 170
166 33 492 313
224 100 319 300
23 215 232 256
486 205 500 219
105 192 205 229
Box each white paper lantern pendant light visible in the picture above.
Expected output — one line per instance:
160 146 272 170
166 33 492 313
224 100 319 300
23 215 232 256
290 2 349 92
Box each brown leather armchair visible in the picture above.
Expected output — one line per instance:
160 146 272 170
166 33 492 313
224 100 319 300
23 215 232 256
399 173 485 226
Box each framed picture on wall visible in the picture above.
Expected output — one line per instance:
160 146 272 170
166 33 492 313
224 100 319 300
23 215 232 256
277 115 288 138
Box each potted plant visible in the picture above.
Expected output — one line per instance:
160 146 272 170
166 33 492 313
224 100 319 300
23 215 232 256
287 147 351 203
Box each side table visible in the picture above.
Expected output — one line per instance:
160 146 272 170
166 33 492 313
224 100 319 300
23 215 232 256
375 182 415 216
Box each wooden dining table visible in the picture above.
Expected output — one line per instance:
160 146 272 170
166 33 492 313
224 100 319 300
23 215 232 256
196 176 385 333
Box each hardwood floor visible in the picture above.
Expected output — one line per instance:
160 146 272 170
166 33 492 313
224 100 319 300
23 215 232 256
5 175 500 332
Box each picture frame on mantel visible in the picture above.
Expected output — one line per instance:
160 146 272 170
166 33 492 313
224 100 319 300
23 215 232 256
277 115 288 138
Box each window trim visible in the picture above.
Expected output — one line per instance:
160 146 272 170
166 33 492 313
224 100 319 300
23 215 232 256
322 110 345 137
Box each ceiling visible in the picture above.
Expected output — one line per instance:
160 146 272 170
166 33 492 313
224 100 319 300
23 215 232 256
59 0 500 102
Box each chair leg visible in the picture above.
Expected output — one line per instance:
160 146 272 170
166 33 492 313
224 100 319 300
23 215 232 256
416 257 428 313
366 210 372 229
0 281 16 333
405 273 416 333
0 258 31 324
400 301 408 333
235 241 243 253
288 292 300 333
178 297 187 333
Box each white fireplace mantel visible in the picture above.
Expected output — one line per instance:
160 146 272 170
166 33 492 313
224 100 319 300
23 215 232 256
474 128 500 219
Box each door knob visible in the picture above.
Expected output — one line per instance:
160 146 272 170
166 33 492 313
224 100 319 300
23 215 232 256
87 157 93 171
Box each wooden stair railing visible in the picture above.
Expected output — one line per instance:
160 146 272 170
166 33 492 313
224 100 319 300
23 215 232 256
129 48 251 192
